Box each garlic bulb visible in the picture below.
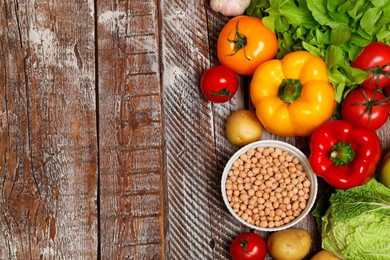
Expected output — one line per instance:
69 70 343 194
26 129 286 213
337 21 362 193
210 0 251 17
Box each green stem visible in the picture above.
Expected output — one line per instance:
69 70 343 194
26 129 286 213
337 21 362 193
364 63 390 89
209 88 231 97
226 21 250 61
330 142 355 166
277 79 302 104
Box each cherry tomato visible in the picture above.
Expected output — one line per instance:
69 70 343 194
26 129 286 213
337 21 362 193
230 232 267 260
341 88 389 130
217 15 278 76
351 42 390 90
200 65 239 103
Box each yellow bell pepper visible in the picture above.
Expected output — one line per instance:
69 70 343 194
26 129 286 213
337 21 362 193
250 51 335 137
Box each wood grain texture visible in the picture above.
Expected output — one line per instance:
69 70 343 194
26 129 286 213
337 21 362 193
160 1 250 259
96 0 164 259
0 0 98 258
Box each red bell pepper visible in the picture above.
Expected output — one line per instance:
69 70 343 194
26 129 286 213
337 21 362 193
309 120 381 189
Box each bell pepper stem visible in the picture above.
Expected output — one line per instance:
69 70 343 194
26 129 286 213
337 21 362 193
330 142 355 166
278 79 302 104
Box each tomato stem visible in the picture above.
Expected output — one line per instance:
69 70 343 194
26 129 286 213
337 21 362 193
363 63 390 89
209 88 232 97
278 79 302 104
226 21 250 61
240 238 251 256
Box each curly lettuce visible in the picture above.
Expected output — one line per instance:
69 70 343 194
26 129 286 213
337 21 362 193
313 179 390 259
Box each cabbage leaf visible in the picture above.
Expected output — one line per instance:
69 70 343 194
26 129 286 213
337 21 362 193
314 179 390 259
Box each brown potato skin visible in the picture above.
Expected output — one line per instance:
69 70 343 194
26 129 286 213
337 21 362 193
311 250 341 260
267 228 311 260
225 110 263 147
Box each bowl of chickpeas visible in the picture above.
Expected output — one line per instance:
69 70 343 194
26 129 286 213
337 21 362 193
221 140 318 232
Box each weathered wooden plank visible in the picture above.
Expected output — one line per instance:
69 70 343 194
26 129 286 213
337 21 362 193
160 1 249 259
96 0 164 259
0 0 97 258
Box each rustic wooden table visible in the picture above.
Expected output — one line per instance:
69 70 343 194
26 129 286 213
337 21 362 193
1 1 389 259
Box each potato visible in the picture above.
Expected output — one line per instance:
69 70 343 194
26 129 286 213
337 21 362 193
311 250 341 260
267 228 312 260
225 110 263 147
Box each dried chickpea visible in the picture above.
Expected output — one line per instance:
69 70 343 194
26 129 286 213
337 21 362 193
292 157 299 164
239 193 248 201
247 148 255 157
244 162 251 169
257 146 264 153
240 154 248 161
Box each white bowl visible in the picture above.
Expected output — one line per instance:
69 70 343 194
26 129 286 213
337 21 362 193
221 140 318 232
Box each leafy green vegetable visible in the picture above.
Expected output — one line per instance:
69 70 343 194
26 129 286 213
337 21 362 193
313 179 390 259
246 0 390 102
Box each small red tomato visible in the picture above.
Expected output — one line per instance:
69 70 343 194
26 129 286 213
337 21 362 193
341 88 389 130
351 42 390 90
230 232 267 260
200 65 239 103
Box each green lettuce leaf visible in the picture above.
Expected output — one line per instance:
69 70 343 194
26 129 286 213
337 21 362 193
317 179 390 259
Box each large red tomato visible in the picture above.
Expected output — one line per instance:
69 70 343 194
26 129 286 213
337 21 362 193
200 65 239 103
351 42 390 90
341 88 389 130
230 232 267 260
